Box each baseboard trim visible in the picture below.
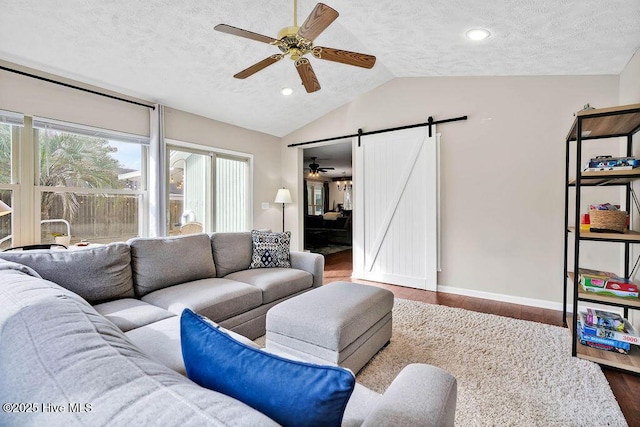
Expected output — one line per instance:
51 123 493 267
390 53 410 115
436 285 568 312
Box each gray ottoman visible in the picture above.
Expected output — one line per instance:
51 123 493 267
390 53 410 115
266 281 394 374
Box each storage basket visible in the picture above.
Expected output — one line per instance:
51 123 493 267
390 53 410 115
589 209 627 233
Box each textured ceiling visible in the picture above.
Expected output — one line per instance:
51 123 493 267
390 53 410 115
0 0 639 137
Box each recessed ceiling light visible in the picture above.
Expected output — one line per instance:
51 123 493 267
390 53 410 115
466 29 490 41
281 87 293 96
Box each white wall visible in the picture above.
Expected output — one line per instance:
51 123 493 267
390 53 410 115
0 61 148 136
620 48 640 105
282 75 619 307
0 61 283 233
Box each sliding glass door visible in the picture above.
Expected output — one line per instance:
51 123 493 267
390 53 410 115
216 155 249 232
167 145 250 235
168 146 211 235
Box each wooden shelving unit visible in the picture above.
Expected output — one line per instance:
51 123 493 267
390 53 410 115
563 103 640 374
567 272 640 309
566 317 640 374
569 169 640 186
568 226 640 243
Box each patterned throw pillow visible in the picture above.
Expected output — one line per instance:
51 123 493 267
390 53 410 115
250 230 291 269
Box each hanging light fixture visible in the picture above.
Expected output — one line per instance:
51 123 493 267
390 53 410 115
335 173 352 191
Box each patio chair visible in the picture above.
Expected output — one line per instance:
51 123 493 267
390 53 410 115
179 222 203 235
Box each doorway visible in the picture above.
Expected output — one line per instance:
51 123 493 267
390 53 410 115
302 141 353 257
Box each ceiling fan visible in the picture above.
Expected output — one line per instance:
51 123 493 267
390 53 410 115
214 1 376 93
305 157 335 175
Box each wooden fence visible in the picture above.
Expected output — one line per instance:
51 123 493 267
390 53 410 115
41 193 139 244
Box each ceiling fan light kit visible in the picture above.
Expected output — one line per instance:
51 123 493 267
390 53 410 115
306 156 335 177
215 1 376 93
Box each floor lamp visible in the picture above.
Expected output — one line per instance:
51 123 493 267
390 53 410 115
274 188 292 232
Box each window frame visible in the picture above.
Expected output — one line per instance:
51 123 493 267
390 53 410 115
307 180 325 216
0 111 24 248
33 119 150 243
165 138 253 234
1 114 151 246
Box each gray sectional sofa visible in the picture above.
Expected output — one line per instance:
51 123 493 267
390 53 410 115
0 232 457 426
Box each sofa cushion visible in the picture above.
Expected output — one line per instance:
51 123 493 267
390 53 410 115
249 230 291 269
225 268 313 304
94 298 175 332
141 278 262 323
126 315 261 375
181 309 355 427
0 243 134 303
128 234 216 297
210 232 253 277
125 316 186 374
0 268 279 426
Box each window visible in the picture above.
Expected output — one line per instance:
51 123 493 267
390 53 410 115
307 181 324 215
167 142 251 234
168 146 211 235
0 111 21 249
216 155 249 232
34 119 148 244
0 111 253 245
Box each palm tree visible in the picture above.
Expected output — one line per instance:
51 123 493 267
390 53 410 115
39 130 122 220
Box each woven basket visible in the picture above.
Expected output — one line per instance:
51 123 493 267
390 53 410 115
589 209 627 233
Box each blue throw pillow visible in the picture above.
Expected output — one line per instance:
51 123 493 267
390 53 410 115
180 309 355 427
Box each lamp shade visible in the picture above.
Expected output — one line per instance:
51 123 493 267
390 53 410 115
274 188 292 204
0 200 11 217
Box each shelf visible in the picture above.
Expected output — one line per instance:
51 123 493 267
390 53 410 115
564 104 640 376
578 290 640 309
566 316 640 374
568 273 640 309
568 168 640 186
568 226 640 242
567 103 640 141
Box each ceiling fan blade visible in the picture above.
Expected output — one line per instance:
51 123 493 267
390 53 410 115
313 46 376 69
297 3 339 42
214 24 278 44
295 59 321 93
234 55 284 79
318 168 335 171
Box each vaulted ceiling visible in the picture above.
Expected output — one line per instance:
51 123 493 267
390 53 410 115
1 0 639 137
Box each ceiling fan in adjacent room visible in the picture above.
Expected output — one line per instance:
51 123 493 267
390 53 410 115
214 1 376 93
305 157 335 176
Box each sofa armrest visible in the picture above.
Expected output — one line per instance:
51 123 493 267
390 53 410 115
362 364 457 427
289 251 324 288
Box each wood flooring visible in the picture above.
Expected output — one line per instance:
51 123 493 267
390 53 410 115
323 249 640 426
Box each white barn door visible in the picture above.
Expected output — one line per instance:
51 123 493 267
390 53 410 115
353 126 439 291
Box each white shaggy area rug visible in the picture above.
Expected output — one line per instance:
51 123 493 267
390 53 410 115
355 299 627 426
